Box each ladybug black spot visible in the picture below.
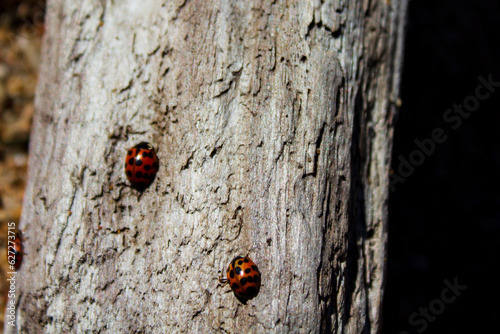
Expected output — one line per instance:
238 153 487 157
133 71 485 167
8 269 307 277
234 266 242 275
244 258 249 263
230 270 235 279
238 291 250 299
245 286 257 297
136 172 143 178
144 164 152 171
252 265 258 271
127 150 133 156
247 275 254 283
126 171 132 177
244 268 251 274
231 283 240 290
240 277 247 286
128 157 135 165
143 173 149 179
135 159 143 166
237 260 243 265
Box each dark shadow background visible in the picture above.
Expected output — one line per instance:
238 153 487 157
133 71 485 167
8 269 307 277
382 0 500 333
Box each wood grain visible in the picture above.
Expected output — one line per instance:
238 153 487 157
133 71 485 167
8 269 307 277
10 0 407 332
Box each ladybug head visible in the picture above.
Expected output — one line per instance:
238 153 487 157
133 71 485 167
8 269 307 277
134 142 154 150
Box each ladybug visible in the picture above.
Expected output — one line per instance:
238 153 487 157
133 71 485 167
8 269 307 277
219 256 261 303
124 142 159 189
7 233 23 270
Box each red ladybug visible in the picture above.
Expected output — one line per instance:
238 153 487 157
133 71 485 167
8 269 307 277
124 142 159 189
7 233 23 270
219 256 261 303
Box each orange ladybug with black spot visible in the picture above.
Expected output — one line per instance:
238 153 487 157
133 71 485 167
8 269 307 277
124 142 159 189
219 256 261 303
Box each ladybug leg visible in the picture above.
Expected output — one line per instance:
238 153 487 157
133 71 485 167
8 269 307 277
218 275 228 284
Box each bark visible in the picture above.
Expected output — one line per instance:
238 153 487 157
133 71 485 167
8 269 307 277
10 0 407 332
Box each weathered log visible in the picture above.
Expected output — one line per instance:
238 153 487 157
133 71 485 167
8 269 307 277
10 0 407 332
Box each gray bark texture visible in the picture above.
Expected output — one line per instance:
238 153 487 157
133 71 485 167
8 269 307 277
10 0 407 332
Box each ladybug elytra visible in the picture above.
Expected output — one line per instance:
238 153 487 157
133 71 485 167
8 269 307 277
219 256 261 303
125 142 159 189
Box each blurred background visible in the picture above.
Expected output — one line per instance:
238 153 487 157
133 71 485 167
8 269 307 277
0 0 44 329
0 0 498 332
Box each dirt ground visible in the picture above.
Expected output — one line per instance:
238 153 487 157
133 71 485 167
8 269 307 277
0 0 45 329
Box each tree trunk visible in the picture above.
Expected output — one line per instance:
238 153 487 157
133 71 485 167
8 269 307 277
10 0 407 332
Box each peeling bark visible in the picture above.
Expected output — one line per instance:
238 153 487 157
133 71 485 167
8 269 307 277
9 0 407 332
